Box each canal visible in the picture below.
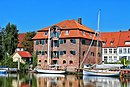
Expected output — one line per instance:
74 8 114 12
0 73 129 87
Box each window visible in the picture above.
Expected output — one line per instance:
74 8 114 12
128 48 130 53
114 56 117 61
70 39 76 44
109 56 112 62
123 48 127 54
89 33 92 37
44 60 47 63
69 60 73 64
109 49 112 54
60 39 66 44
91 52 94 56
110 41 114 45
44 32 47 36
63 60 66 64
36 50 38 55
82 39 86 44
39 51 41 55
42 51 44 55
53 51 59 58
60 51 66 55
103 42 106 46
39 60 41 62
104 56 108 63
70 51 76 55
83 51 85 56
119 48 122 54
65 30 69 35
54 40 59 47
82 31 85 35
114 49 117 54
41 40 44 45
36 40 39 45
104 49 107 54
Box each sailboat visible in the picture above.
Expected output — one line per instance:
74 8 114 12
35 27 66 74
83 10 120 77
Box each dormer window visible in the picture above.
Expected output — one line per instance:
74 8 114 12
89 33 92 37
110 41 114 45
65 30 69 35
44 32 47 36
82 31 85 35
103 42 106 46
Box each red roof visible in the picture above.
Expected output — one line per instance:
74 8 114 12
17 33 26 47
17 51 32 58
100 31 130 48
32 19 96 40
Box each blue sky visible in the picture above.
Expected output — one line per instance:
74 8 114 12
0 0 130 33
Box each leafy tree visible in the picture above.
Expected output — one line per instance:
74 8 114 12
120 57 130 66
22 31 36 53
32 54 37 68
2 22 18 57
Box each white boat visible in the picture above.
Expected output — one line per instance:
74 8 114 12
36 68 66 74
83 69 120 77
0 70 7 74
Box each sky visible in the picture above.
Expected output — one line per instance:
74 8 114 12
0 0 130 33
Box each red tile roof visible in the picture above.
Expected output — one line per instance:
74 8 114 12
17 33 26 47
17 51 32 58
100 31 130 48
32 19 96 40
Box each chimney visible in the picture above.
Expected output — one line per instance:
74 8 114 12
78 18 82 25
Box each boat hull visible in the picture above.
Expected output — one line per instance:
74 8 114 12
0 70 7 74
36 69 66 74
83 70 119 77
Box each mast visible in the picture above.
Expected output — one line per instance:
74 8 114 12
47 28 51 65
96 9 101 64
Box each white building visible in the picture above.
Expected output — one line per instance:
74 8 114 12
101 30 130 63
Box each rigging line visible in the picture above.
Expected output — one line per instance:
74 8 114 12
80 31 98 67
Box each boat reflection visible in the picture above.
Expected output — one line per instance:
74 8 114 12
34 74 83 87
83 76 122 87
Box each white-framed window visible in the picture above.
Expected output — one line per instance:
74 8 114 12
128 48 130 53
104 49 107 54
123 48 127 54
65 30 69 35
114 49 117 54
109 49 112 54
109 56 112 62
44 32 48 36
82 31 85 35
114 56 117 61
119 48 122 54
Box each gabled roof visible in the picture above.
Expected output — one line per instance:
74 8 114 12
16 51 32 58
32 19 96 40
100 30 130 48
17 33 26 48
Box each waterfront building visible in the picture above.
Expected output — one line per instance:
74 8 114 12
100 30 130 63
32 18 102 70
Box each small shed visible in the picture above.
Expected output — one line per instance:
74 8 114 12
12 51 32 64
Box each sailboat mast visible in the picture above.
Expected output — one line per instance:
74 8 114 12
96 9 101 64
47 28 51 65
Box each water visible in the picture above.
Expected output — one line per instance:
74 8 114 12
0 73 129 87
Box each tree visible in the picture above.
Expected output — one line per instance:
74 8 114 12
2 22 18 57
120 57 130 66
22 31 36 53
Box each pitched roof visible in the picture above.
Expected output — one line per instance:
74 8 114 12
17 51 32 58
39 20 94 32
32 19 96 40
100 30 130 48
17 33 26 47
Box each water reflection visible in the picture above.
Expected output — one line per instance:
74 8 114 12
0 73 130 87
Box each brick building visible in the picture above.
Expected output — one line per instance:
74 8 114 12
32 18 102 69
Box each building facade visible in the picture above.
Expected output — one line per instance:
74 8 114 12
32 18 102 70
101 30 130 63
